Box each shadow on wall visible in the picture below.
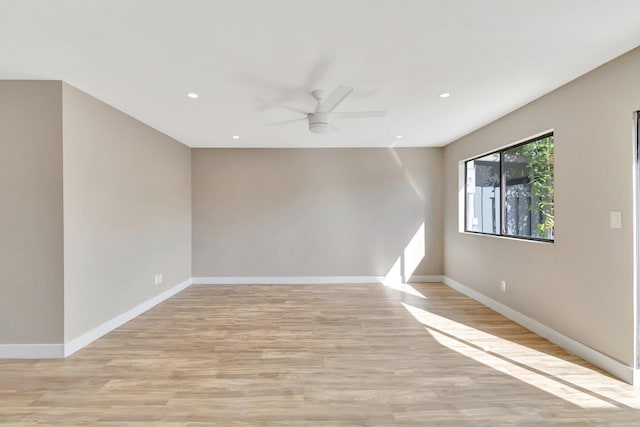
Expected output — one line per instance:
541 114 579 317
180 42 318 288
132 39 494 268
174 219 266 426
387 147 425 202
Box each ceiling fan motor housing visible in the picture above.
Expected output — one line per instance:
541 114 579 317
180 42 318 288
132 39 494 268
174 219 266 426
308 112 330 133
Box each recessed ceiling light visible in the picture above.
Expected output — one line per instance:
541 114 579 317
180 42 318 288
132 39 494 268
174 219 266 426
187 92 199 99
232 135 240 139
439 92 451 98
396 135 403 139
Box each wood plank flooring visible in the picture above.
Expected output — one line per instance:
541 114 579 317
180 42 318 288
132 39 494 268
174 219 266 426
2 282 640 425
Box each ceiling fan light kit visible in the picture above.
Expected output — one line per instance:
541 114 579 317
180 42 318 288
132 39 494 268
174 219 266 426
308 112 330 133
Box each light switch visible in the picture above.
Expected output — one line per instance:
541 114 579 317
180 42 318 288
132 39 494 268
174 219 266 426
610 211 622 229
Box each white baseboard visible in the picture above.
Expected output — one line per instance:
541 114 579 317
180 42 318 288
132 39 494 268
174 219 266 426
64 278 192 357
406 275 444 283
192 275 445 285
441 275 638 385
0 344 65 359
633 369 640 388
192 276 385 285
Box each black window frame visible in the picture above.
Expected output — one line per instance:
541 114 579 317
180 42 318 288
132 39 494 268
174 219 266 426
464 132 554 243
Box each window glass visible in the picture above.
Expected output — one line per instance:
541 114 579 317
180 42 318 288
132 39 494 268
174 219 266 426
466 153 500 234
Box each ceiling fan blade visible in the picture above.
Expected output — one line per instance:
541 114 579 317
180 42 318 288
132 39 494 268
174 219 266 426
317 85 353 113
303 56 333 91
256 98 311 115
331 111 387 119
269 117 308 126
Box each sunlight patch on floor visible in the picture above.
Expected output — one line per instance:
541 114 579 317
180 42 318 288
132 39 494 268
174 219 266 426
384 281 428 299
402 302 640 409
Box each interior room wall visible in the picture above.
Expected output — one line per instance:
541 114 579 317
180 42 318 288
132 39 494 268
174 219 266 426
443 47 640 366
192 147 443 279
62 83 192 343
0 81 64 344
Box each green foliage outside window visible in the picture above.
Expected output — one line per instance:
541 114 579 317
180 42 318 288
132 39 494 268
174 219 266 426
506 135 554 238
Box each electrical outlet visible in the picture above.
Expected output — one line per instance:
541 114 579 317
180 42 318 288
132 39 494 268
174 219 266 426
157 273 163 284
500 280 507 292
154 274 163 285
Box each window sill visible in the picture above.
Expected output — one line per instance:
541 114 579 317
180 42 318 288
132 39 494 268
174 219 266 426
460 231 554 245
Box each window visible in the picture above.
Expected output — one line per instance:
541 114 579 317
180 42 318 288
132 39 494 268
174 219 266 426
465 133 554 242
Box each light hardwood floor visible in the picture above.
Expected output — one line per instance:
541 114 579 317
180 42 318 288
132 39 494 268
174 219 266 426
2 282 640 426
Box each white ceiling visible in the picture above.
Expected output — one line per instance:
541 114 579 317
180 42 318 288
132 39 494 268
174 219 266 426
1 1 640 148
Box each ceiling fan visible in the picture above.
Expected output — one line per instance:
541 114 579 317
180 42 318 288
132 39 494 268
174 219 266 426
270 85 387 134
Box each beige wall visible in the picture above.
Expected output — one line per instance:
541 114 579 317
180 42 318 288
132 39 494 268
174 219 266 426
62 83 191 342
192 148 443 278
444 47 640 365
0 81 64 343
